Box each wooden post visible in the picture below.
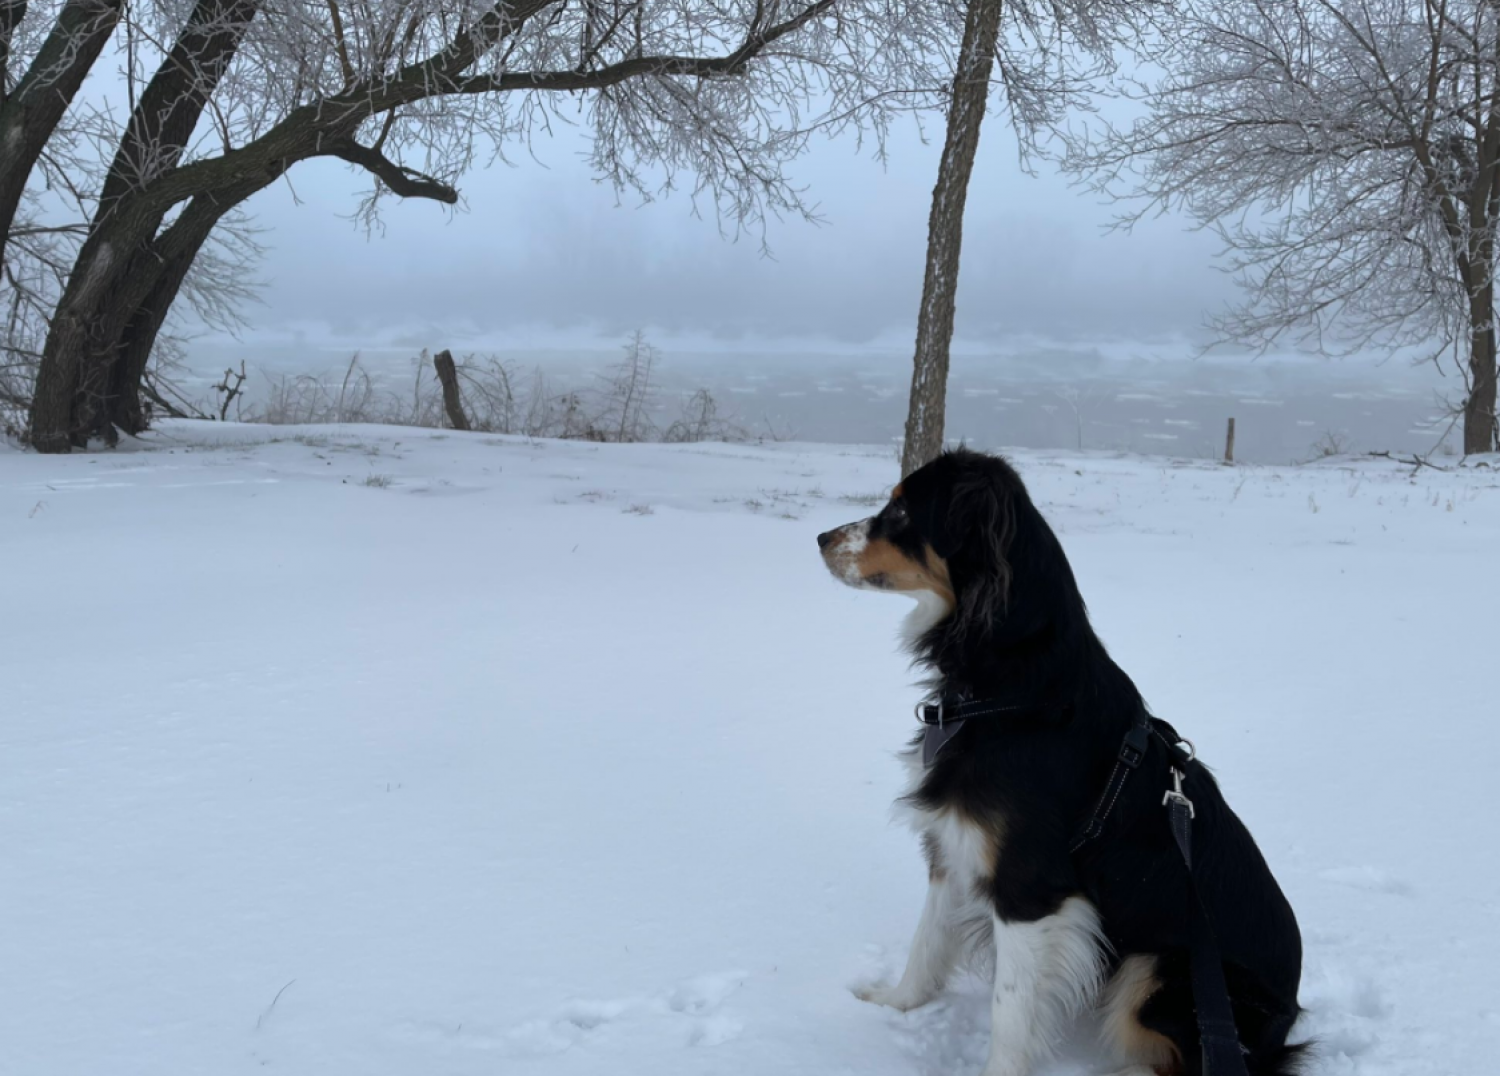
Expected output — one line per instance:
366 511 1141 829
432 349 471 431
1224 417 1236 464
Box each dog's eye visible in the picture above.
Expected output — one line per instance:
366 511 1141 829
886 501 909 526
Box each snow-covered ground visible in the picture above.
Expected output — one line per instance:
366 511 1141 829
3 422 1496 1076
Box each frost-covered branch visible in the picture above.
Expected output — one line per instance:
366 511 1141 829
1066 0 1500 451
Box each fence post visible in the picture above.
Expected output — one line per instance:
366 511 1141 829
1224 416 1236 464
433 349 471 431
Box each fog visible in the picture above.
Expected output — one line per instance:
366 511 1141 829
184 115 1457 462
209 114 1237 347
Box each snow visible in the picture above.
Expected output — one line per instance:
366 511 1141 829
3 421 1497 1076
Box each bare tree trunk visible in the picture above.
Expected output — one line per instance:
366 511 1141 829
97 0 261 219
1466 281 1499 454
28 251 144 450
0 0 123 272
900 0 1003 478
109 206 240 435
433 349 472 430
111 267 200 436
30 172 275 449
27 0 262 450
617 332 644 442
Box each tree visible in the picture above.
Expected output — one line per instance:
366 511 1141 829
1069 0 1500 455
899 0 1149 477
1054 385 1105 450
901 0 1003 479
0 0 124 275
3 0 960 451
1 0 140 425
599 330 660 443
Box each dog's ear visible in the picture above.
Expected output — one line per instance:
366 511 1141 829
937 472 1017 625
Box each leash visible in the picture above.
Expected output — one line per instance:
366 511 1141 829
1072 718 1252 1076
1166 767 1253 1076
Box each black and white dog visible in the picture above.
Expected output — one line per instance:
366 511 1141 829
818 449 1304 1076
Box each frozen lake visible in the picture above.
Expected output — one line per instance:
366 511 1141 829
181 340 1457 464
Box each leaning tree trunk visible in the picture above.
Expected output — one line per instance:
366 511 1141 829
109 180 270 435
26 0 262 450
30 168 279 449
0 0 124 272
96 0 261 220
29 226 180 450
1465 280 1499 454
900 0 1004 478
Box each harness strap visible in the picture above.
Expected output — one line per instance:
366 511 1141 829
1068 720 1151 852
1070 716 1193 852
916 698 1039 767
916 698 1036 725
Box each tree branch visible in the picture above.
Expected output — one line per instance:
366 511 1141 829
0 0 123 270
97 0 262 218
454 0 838 95
0 0 28 92
325 0 356 87
326 140 459 203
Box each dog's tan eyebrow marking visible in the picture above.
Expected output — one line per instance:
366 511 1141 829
891 483 904 500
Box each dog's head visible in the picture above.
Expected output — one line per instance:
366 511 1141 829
817 449 1079 654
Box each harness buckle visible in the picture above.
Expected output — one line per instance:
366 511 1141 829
917 701 944 728
1118 725 1150 769
1162 766 1195 818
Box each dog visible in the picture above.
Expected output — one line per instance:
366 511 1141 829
818 449 1304 1076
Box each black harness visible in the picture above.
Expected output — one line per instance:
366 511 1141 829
916 700 1252 1076
916 696 1041 766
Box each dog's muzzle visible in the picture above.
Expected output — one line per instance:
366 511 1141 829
818 519 870 587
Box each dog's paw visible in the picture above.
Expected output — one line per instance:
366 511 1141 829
853 982 937 1012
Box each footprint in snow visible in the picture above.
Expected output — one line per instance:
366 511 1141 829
391 970 747 1058
853 952 1108 1076
1295 963 1390 1071
1317 865 1414 896
870 982 1123 1076
854 946 1210 1076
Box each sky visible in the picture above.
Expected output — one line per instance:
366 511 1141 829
223 112 1243 357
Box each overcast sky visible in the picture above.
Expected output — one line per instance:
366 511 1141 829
224 115 1245 357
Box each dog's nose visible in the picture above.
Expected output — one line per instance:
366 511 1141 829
817 530 835 550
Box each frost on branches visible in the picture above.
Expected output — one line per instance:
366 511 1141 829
1070 0 1500 454
1 0 964 450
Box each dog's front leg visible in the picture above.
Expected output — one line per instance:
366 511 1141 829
980 897 1105 1076
857 875 961 1011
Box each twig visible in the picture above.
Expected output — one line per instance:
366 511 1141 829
254 979 296 1032
213 361 247 421
1366 450 1451 475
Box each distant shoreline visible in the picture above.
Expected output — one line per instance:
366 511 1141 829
178 342 1453 465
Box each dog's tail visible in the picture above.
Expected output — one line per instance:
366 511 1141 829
1248 1037 1313 1076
